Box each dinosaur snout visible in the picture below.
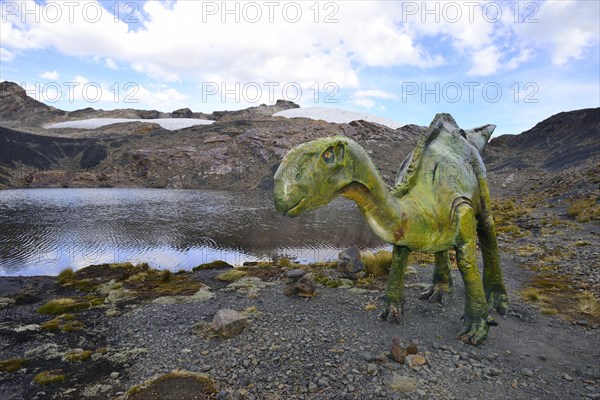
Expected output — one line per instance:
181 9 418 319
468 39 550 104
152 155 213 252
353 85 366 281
273 164 305 216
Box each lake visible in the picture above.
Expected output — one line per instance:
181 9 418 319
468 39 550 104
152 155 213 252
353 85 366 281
0 189 386 276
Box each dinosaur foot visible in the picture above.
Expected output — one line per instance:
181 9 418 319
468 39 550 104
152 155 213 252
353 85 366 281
458 315 498 346
379 301 403 323
486 289 509 315
419 284 452 305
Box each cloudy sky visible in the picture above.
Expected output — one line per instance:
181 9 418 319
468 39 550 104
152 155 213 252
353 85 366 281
1 0 598 135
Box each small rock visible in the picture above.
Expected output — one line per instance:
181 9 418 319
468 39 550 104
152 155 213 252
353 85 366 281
308 382 318 393
563 373 574 382
367 363 378 375
286 269 306 280
404 354 427 369
361 352 375 362
110 372 120 379
576 320 589 327
317 378 329 387
211 309 248 337
521 368 534 377
391 337 408 364
538 354 547 361
416 389 426 396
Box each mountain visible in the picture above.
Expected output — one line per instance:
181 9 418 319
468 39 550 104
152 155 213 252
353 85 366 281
0 81 598 195
0 81 66 126
486 107 600 171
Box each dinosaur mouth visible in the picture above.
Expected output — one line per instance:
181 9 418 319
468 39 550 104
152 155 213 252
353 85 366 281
286 198 305 217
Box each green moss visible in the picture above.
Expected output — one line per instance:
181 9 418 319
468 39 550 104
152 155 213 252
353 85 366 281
192 260 233 271
65 350 93 362
215 269 247 282
57 268 74 285
0 358 27 373
123 269 201 300
126 370 217 399
37 297 103 315
34 370 65 385
315 272 343 288
41 314 85 332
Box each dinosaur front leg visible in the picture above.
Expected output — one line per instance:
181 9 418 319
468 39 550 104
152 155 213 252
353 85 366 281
478 212 509 315
419 250 453 305
455 206 496 345
380 245 410 323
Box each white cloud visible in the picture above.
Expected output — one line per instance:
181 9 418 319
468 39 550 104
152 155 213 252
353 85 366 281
468 46 501 76
512 1 600 67
0 48 15 62
352 88 398 109
1 0 598 104
354 90 398 100
0 0 441 90
39 70 59 80
105 58 118 70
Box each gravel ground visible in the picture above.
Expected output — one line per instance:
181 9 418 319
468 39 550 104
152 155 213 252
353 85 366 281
1 257 599 400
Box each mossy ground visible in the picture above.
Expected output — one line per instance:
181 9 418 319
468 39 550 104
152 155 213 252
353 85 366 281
519 269 600 325
34 370 65 385
215 269 248 282
37 297 104 315
125 370 217 400
41 313 84 332
192 260 234 271
0 357 28 373
567 195 600 223
53 262 204 304
64 350 93 362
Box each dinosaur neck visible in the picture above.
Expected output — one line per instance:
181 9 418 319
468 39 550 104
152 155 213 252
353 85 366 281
339 145 409 245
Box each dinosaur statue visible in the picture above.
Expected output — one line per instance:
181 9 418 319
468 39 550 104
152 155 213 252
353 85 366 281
273 113 508 345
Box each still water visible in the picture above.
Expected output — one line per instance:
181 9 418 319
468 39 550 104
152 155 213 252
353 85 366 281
0 189 386 276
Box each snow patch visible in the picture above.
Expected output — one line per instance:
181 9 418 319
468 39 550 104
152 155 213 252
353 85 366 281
274 107 402 129
46 118 214 131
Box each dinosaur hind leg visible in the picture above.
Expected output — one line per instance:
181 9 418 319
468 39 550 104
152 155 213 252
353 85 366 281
478 213 509 315
476 176 509 315
419 250 453 305
455 205 495 346
380 245 410 323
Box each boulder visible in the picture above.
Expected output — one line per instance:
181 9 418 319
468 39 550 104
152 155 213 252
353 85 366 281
211 309 247 337
172 108 193 118
337 246 364 276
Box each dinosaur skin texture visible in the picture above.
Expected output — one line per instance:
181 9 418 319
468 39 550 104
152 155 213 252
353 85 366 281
273 113 509 345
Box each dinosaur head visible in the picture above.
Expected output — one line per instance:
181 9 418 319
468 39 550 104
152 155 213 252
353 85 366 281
274 136 352 217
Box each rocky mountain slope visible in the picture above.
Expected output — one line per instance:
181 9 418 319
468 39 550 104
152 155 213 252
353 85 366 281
0 80 598 195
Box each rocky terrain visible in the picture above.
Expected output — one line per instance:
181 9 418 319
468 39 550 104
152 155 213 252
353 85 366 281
0 255 599 400
0 81 599 399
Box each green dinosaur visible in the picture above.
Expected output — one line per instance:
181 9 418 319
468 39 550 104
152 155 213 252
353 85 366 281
273 113 508 345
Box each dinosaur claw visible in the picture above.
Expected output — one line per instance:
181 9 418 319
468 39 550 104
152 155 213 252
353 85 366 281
457 315 496 346
379 302 403 323
419 284 452 305
486 290 509 315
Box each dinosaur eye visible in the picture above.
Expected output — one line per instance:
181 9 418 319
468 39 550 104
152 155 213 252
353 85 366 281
322 148 334 164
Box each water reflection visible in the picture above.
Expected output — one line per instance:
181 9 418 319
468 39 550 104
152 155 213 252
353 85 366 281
0 189 386 276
